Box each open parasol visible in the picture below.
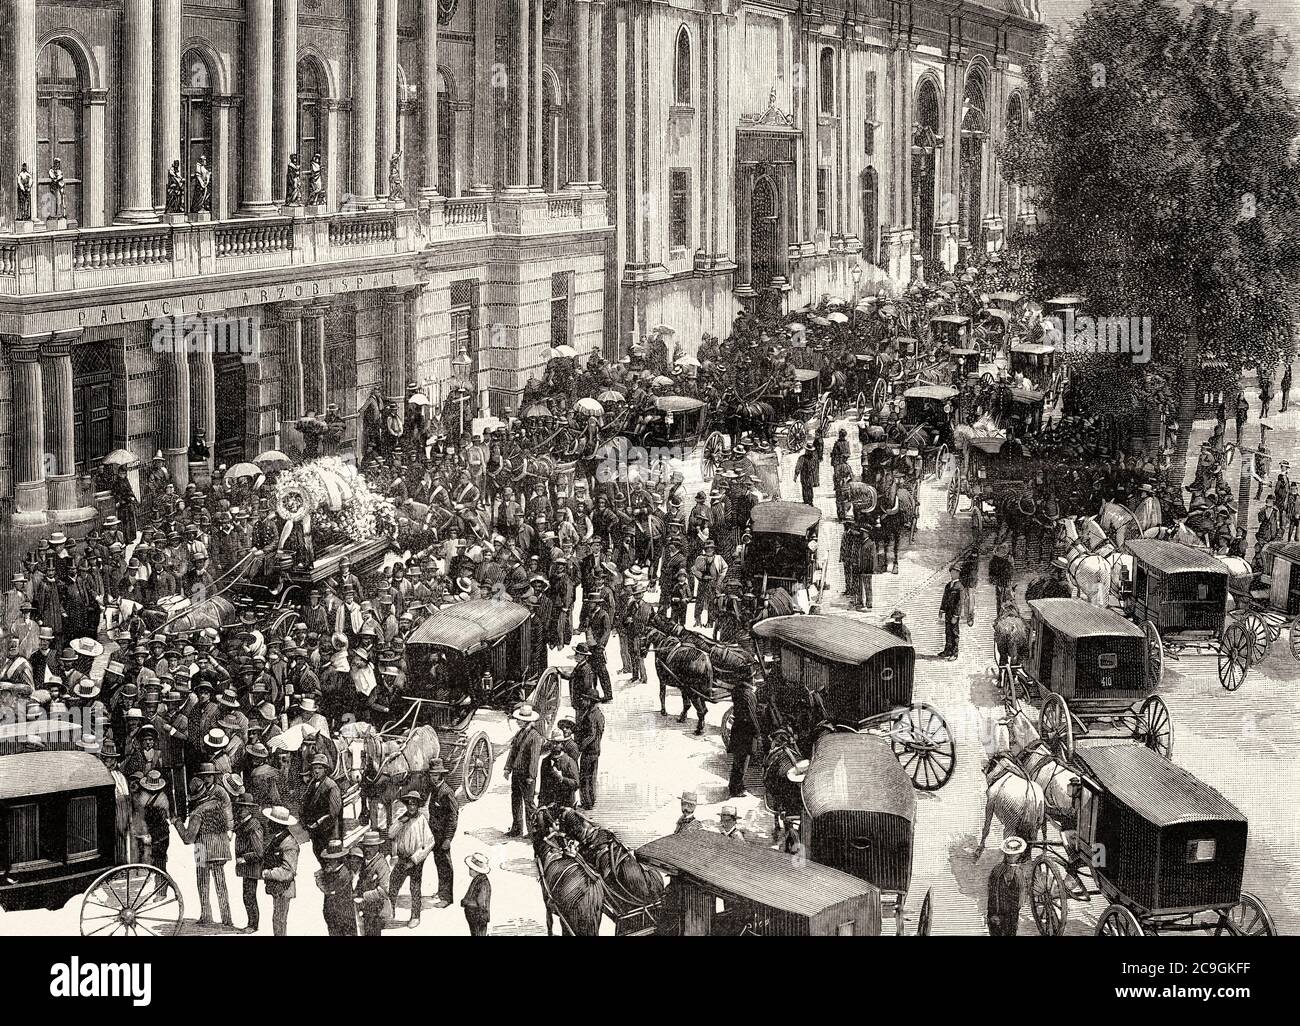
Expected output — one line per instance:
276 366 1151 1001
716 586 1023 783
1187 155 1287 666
597 389 626 403
675 355 701 368
407 393 432 407
522 403 554 419
574 397 604 416
254 450 291 469
651 375 675 388
827 311 849 324
224 462 264 482
103 449 140 468
551 344 578 359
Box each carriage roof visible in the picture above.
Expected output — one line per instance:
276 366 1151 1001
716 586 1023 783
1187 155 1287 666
1010 343 1056 355
948 348 980 357
1125 539 1230 577
990 291 1023 302
1261 541 1300 567
0 750 113 802
802 733 915 822
1008 387 1045 406
967 437 1007 455
749 501 821 536
637 831 879 916
1074 744 1245 829
1028 598 1145 640
752 614 910 665
406 599 531 653
653 395 706 413
931 314 971 325
792 368 820 382
903 384 958 402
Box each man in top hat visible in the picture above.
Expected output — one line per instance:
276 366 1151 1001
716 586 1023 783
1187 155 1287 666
718 806 746 844
300 752 343 857
560 642 600 710
794 440 820 506
259 805 300 936
987 836 1026 936
938 564 974 659
503 703 544 837
674 791 703 833
538 727 580 808
573 694 604 811
462 852 492 936
387 788 436 928
727 674 760 796
354 829 393 936
584 592 615 702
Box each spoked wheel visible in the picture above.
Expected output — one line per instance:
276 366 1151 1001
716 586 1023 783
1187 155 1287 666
934 443 949 481
1237 611 1272 667
980 372 995 386
530 666 563 731
872 377 888 407
453 729 494 802
1096 904 1145 937
856 389 868 413
80 865 184 937
1289 616 1300 661
1141 620 1164 686
1216 892 1276 936
1030 855 1069 937
946 477 960 517
1132 695 1174 758
720 706 734 750
916 888 933 937
785 425 805 454
1218 623 1250 692
701 430 726 481
889 702 956 791
1038 693 1074 762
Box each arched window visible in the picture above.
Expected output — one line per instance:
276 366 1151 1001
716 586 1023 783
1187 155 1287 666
959 68 988 248
297 57 326 170
1006 93 1025 138
437 71 453 195
180 49 214 212
541 69 564 193
674 27 691 104
37 41 84 222
911 77 942 272
819 47 835 115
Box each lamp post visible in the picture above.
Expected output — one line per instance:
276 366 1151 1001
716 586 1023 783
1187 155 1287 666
851 263 864 329
452 344 473 436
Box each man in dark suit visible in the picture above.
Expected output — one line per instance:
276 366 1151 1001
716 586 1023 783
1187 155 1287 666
538 728 579 808
585 594 614 702
575 697 604 810
939 564 973 659
727 676 760 799
503 704 544 836
354 830 392 936
560 644 600 708
259 805 301 937
426 759 460 908
299 754 342 857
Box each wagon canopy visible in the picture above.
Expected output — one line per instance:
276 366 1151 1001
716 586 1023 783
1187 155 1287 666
1010 343 1056 356
802 733 915 821
1260 540 1300 567
1008 387 1044 406
407 599 531 654
1074 744 1244 829
791 368 820 382
653 395 705 413
1125 539 1230 577
752 614 910 665
749 501 821 536
931 314 971 326
903 384 958 402
637 831 878 917
1029 598 1145 639
0 750 112 801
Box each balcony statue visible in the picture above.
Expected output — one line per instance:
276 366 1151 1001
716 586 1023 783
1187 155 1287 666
47 158 66 220
308 152 326 207
16 163 33 221
388 151 405 203
166 160 186 214
285 152 303 206
190 153 212 215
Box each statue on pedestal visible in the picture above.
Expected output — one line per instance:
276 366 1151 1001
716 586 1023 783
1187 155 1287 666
190 154 212 214
388 152 404 203
308 153 326 206
166 160 186 213
285 152 302 206
47 158 65 219
16 163 32 221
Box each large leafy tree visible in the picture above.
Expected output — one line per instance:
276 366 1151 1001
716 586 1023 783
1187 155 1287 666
1002 0 1300 483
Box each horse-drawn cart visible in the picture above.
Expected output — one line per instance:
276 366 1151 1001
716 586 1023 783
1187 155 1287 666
1225 540 1300 670
745 501 823 601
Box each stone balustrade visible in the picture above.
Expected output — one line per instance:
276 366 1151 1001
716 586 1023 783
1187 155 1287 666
444 198 489 227
215 219 295 257
328 211 397 247
73 226 174 270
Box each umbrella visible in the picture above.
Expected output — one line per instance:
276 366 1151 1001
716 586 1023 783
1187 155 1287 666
551 344 578 359
650 323 676 337
675 355 701 367
786 322 807 334
597 389 626 403
652 375 675 388
522 403 553 419
103 449 139 468
225 462 264 482
827 312 849 324
574 397 604 416
254 450 291 468
407 393 431 407
809 314 832 327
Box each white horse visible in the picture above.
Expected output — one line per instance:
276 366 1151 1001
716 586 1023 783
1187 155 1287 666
1004 703 1080 817
1056 516 1119 607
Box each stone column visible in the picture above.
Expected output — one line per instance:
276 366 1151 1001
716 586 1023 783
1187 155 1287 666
303 303 329 413
378 0 398 201
10 0 37 224
510 0 530 190
590 1 603 186
470 0 495 191
9 340 46 518
41 333 78 513
419 0 440 198
531 0 544 190
240 0 277 216
118 0 158 223
280 304 306 420
83 90 108 226
572 0 590 186
158 321 192 487
735 168 753 293
352 0 379 206
273 0 299 205
154 0 182 212
381 291 407 405
188 340 216 470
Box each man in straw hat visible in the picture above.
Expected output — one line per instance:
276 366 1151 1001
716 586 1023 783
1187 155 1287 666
353 829 393 936
260 805 301 936
718 805 746 844
316 838 360 936
674 791 703 833
538 727 579 809
387 788 436 928
503 703 544 837
461 853 492 936
987 836 1026 936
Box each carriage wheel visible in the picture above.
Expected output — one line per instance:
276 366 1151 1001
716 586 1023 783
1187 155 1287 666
916 888 933 937
1139 620 1163 686
1237 611 1272 667
1030 856 1069 937
872 377 888 407
946 477 960 517
980 372 995 386
1096 904 1146 937
1217 892 1276 936
701 430 726 481
785 426 805 454
934 443 949 482
80 865 184 937
1038 693 1074 763
720 706 734 750
1289 616 1300 661
1133 695 1174 759
889 703 956 791
531 667 563 732
1217 623 1250 692
452 730 494 802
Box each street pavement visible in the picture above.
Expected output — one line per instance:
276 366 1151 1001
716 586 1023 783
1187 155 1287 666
4 385 1297 937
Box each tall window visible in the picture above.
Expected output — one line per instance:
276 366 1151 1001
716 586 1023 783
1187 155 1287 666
297 58 326 170
72 343 113 475
37 42 84 223
437 71 453 195
450 278 480 410
959 68 988 247
819 47 835 114
550 272 572 349
542 72 564 193
66 796 99 860
181 49 214 212
669 169 690 250
816 168 829 233
862 166 879 266
1005 93 1026 224
674 27 691 104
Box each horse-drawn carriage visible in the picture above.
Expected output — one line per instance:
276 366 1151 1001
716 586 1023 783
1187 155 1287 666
1009 342 1060 396
0 738 184 936
744 501 823 601
930 313 971 348
1120 539 1253 693
636 830 883 936
1028 743 1275 936
626 395 709 452
1225 540 1300 670
900 384 956 480
1001 598 1174 760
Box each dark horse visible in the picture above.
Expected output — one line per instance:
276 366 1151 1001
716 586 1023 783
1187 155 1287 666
560 808 665 926
646 624 713 734
533 806 606 937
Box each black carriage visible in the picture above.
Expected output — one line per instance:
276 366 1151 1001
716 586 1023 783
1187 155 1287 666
1029 743 1275 936
636 831 882 936
0 739 184 935
395 599 561 801
630 395 709 451
949 348 982 382
900 383 957 479
745 501 822 598
1122 539 1249 693
796 731 932 935
930 313 971 348
751 614 956 791
1006 598 1174 760
1009 342 1058 393
1225 540 1300 671
1005 386 1045 435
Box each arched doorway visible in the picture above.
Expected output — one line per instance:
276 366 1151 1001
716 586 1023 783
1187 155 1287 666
959 68 988 253
861 166 879 266
437 70 453 194
751 175 778 292
911 78 941 274
297 58 327 171
37 41 85 223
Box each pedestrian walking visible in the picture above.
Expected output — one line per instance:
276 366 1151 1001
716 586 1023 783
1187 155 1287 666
315 838 358 936
853 521 876 610
1282 364 1292 412
354 829 392 936
727 676 760 798
260 805 300 936
388 788 435 928
1235 393 1249 443
462 852 492 936
426 758 459 907
575 695 604 810
794 442 819 506
989 543 1015 617
232 795 264 932
939 565 974 659
174 767 234 927
538 728 580 807
986 836 1026 936
503 703 543 836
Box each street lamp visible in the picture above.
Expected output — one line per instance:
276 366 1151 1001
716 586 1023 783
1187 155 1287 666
451 345 473 435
